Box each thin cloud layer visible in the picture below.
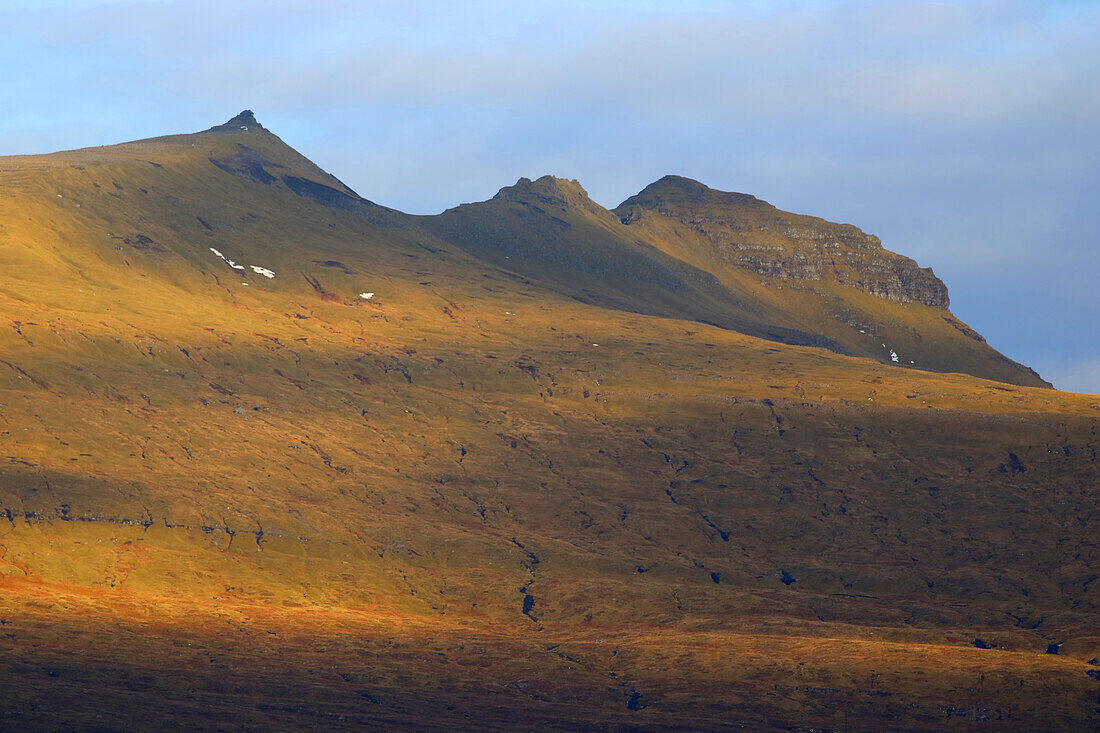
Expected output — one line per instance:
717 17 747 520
2 0 1096 392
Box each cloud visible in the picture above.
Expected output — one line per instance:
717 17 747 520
9 1 1099 126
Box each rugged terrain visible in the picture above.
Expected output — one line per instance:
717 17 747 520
0 112 1096 731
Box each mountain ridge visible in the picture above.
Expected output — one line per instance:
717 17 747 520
615 173 951 309
1 110 1093 731
0 110 1049 387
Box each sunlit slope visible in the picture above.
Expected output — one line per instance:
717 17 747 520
0 110 437 319
0 113 1097 730
613 175 1049 388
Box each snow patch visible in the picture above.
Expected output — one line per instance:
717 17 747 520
890 350 899 363
359 292 374 300
209 247 245 270
250 265 275 278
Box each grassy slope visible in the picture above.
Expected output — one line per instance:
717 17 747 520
0 120 1097 730
426 174 1048 388
611 176 1049 388
420 175 843 351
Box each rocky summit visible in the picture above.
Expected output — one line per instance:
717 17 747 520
617 174 951 308
0 113 1095 731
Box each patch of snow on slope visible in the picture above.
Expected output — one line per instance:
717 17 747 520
209 247 245 270
250 265 275 278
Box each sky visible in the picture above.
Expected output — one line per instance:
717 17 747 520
2 0 1097 393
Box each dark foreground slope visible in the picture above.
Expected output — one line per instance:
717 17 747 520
0 114 1096 731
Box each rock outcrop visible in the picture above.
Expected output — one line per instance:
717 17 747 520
208 109 263 132
616 175 950 308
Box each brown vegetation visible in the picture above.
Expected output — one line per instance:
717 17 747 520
0 114 1095 730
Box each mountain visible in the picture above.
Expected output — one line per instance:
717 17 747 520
0 113 1096 731
428 173 1049 388
615 175 1050 385
424 174 846 353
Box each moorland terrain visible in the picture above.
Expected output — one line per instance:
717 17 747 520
0 112 1097 731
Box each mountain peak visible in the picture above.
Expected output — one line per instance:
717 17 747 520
208 109 264 133
618 175 764 212
493 175 596 211
652 174 711 194
616 175 957 314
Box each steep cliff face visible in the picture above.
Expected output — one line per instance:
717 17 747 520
616 175 950 308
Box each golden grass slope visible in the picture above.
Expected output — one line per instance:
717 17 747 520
0 114 1097 730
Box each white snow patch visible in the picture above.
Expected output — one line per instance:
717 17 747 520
359 292 374 300
592 343 599 347
240 126 249 130
209 248 245 270
890 350 899 363
250 265 275 278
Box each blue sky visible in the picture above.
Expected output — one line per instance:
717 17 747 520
2 0 1097 393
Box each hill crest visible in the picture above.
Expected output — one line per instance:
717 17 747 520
0 111 1046 387
616 175 951 310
